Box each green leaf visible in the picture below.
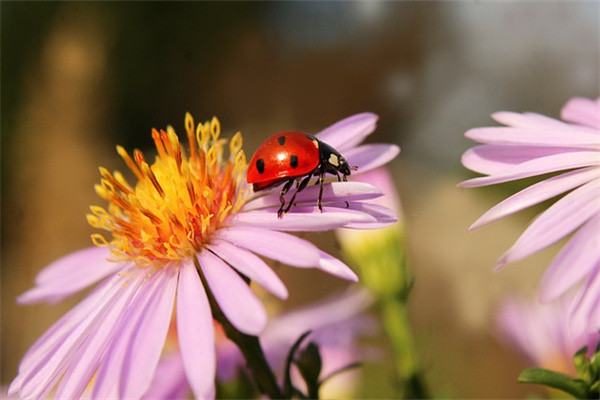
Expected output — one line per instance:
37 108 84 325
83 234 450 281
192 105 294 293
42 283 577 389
518 368 589 399
283 330 312 399
295 342 323 399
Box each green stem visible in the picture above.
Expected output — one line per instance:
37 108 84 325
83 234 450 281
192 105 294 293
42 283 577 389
381 298 429 399
195 259 284 399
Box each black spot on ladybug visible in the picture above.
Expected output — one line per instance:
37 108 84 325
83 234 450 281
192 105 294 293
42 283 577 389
277 136 286 146
290 155 298 169
256 158 265 174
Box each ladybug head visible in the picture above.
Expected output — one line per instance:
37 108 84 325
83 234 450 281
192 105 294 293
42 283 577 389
337 155 352 176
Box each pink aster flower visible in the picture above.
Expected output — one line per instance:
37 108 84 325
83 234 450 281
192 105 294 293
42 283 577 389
497 295 600 376
9 113 398 399
460 97 600 333
143 290 376 399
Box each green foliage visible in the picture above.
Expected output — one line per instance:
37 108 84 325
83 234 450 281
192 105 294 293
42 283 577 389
518 345 600 399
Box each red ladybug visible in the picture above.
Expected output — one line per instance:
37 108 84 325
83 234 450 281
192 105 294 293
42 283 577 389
247 131 355 218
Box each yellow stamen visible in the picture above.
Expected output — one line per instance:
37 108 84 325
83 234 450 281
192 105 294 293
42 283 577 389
89 114 249 267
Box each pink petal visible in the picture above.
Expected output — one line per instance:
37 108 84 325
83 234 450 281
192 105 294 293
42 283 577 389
18 271 144 400
345 144 400 174
177 259 216 400
16 278 116 374
570 263 600 334
198 251 267 336
120 267 177 399
337 202 398 229
208 240 288 299
492 111 572 129
561 97 600 130
469 167 599 230
315 250 358 281
315 112 378 152
465 127 599 149
54 270 150 399
18 247 121 304
142 353 190 400
243 182 384 212
228 206 380 231
215 227 321 267
459 151 599 188
92 269 169 400
539 215 600 301
264 289 373 344
461 145 585 175
495 179 600 270
9 279 116 396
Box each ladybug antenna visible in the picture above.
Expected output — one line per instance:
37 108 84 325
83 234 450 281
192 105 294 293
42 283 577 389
350 165 358 171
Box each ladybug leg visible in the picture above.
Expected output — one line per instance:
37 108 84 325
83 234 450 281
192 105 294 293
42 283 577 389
317 170 325 212
282 173 313 216
278 179 296 218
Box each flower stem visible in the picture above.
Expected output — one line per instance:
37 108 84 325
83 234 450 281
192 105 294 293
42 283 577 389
381 297 429 399
195 259 284 399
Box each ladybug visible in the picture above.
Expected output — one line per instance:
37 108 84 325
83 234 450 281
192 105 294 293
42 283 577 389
247 131 356 218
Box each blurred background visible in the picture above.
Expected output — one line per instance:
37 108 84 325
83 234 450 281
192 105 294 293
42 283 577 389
2 2 598 398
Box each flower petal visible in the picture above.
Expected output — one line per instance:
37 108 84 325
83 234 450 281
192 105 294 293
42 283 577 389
17 271 144 400
208 240 288 299
315 250 358 282
243 182 383 212
495 179 600 270
198 251 267 336
216 227 321 267
465 127 599 149
18 247 121 304
142 353 190 400
469 167 599 230
92 269 169 400
9 278 118 396
54 271 154 399
345 144 400 174
315 112 378 152
177 259 216 400
539 214 600 302
228 206 381 231
459 151 600 188
492 111 573 129
570 263 600 334
264 289 373 344
461 145 583 175
120 267 177 399
561 97 600 130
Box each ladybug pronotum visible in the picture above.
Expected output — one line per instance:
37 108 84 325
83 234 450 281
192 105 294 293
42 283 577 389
247 131 356 218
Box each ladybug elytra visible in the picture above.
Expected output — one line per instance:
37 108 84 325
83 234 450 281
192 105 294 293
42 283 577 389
247 131 356 218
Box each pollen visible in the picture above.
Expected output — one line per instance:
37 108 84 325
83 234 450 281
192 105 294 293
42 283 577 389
88 114 249 267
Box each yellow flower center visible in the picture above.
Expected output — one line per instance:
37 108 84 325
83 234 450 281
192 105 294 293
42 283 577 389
87 114 249 267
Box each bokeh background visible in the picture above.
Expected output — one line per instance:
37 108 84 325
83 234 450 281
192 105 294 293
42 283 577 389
2 2 598 398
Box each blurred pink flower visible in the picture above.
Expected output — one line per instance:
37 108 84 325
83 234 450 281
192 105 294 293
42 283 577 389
460 97 600 333
143 290 376 399
9 114 397 399
497 295 600 375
